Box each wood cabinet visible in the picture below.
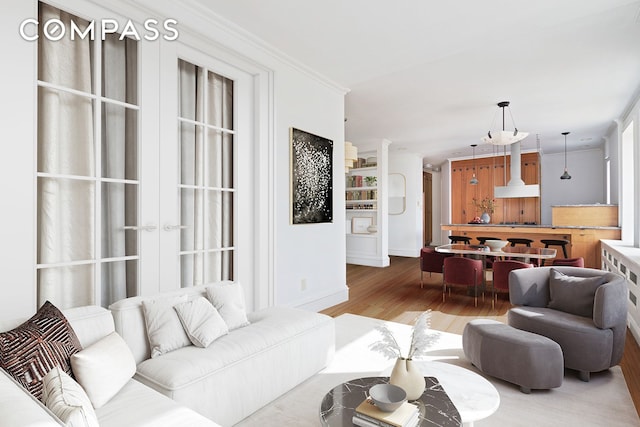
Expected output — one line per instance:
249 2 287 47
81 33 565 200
451 152 540 224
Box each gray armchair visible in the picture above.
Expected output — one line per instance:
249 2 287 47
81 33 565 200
508 266 627 381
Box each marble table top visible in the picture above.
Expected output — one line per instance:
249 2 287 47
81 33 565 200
319 376 462 427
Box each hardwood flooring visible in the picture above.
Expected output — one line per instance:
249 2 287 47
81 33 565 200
321 256 640 418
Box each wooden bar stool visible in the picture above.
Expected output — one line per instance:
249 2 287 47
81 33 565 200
449 235 471 244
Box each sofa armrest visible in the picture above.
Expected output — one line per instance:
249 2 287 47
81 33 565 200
594 275 628 329
0 369 63 426
509 267 552 307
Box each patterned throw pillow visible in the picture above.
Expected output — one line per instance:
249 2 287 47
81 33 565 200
0 301 82 401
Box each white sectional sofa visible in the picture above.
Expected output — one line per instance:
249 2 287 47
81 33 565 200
109 284 335 426
0 305 217 427
1 284 335 426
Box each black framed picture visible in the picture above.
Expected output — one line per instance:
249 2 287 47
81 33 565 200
290 127 333 224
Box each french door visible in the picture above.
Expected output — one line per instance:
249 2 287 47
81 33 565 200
36 3 255 309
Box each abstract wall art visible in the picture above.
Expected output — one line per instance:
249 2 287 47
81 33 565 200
290 127 333 224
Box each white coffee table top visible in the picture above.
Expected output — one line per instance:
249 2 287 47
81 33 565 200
413 361 500 426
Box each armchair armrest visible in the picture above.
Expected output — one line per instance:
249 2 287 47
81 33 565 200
594 276 627 329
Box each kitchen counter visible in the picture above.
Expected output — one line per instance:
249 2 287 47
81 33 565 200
441 224 621 268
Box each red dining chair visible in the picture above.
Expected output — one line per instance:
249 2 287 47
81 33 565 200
551 257 585 267
420 247 453 288
442 257 483 307
491 260 533 309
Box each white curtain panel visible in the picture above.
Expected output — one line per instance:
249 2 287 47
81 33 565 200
38 4 95 308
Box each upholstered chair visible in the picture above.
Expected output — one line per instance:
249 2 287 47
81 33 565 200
490 260 533 309
420 247 453 288
443 257 483 306
552 257 585 267
508 266 627 381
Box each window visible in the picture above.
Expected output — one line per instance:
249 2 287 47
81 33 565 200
36 3 139 308
177 59 235 286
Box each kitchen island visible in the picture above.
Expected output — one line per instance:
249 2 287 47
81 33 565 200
441 223 620 268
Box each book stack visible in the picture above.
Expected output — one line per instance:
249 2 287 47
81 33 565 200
353 397 420 427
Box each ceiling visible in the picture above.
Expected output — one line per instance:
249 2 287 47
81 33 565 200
189 0 640 166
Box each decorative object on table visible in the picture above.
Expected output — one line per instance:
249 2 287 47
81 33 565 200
472 196 497 223
368 383 407 412
370 311 439 400
484 240 509 251
560 131 572 180
290 127 333 224
354 395 419 427
367 224 378 234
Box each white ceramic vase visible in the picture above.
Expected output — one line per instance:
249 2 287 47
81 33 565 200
389 357 425 400
481 212 491 224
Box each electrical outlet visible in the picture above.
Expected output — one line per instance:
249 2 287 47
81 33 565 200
301 279 307 291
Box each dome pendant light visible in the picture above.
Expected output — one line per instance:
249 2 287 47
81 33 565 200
560 131 572 180
470 144 479 185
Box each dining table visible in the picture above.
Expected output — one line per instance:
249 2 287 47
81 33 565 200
435 243 557 263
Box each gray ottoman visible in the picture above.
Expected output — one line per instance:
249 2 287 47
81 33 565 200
462 319 563 393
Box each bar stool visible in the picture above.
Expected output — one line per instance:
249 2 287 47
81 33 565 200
506 238 537 266
507 238 533 247
449 235 471 244
477 236 500 245
541 239 569 257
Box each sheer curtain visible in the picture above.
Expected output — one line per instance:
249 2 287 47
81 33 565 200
37 3 94 308
178 60 234 287
38 3 137 308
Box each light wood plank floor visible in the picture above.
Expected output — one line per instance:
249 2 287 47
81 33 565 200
321 256 640 418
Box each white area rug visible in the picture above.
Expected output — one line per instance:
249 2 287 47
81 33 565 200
236 313 640 427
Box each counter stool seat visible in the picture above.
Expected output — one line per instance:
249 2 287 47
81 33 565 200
507 238 533 247
541 239 570 266
476 236 500 245
449 235 471 244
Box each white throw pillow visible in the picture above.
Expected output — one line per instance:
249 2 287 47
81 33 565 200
142 295 192 358
42 366 99 427
70 332 136 409
174 297 229 347
206 283 250 330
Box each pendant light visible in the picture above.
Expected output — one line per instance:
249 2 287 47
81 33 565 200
481 101 529 145
469 144 479 185
560 132 571 180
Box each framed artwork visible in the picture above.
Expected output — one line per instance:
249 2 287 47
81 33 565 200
351 217 373 234
290 127 333 224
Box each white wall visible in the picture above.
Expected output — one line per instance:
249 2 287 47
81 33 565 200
0 0 348 319
388 153 423 257
0 1 37 319
540 148 606 225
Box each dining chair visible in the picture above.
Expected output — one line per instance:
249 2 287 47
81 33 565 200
551 257 584 267
443 256 483 307
491 260 533 309
420 247 453 288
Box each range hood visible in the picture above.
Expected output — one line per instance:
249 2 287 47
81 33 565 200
493 141 540 198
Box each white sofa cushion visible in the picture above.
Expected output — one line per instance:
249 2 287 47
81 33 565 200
70 332 136 408
94 379 219 427
42 366 99 427
206 283 250 330
174 297 228 348
142 295 192 358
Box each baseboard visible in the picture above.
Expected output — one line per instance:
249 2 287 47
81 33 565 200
293 286 349 312
388 248 420 257
346 255 390 267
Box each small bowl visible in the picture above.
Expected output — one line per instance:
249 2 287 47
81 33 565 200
485 240 509 250
369 384 407 412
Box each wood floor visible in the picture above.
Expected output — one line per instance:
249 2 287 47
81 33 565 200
321 256 640 418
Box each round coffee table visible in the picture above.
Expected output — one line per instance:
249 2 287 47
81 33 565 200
319 361 499 427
